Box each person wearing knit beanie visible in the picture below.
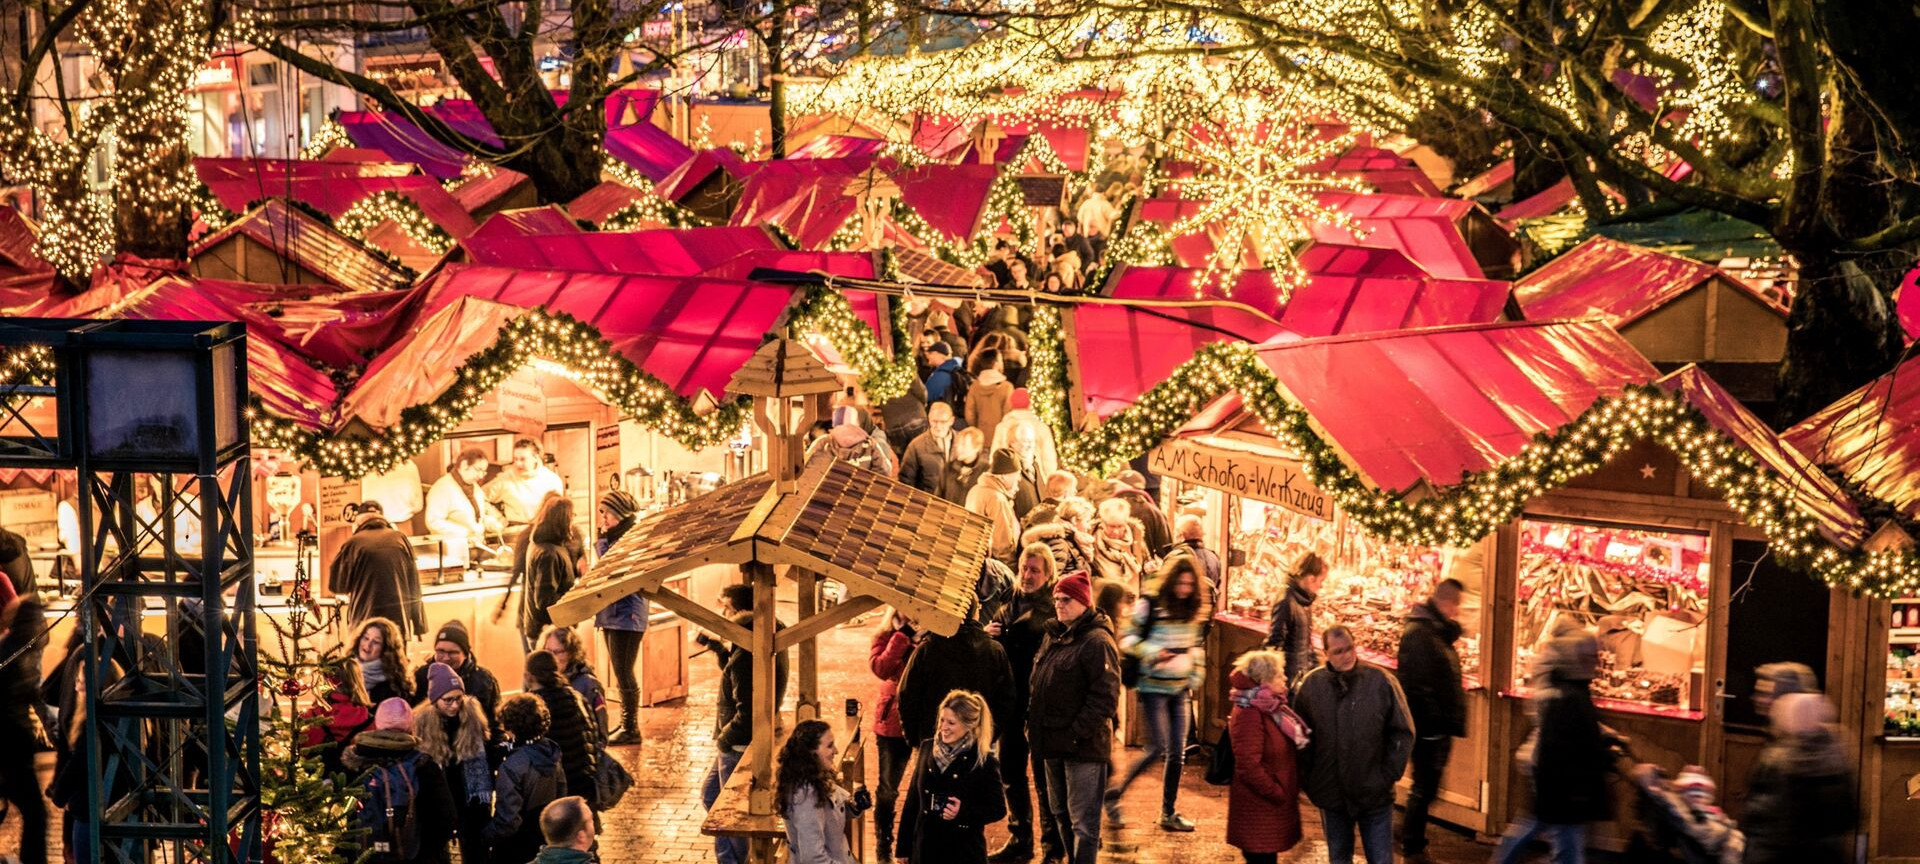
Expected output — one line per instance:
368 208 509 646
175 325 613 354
415 618 504 730
990 448 1020 477
374 697 414 731
1053 571 1093 610
427 661 464 703
600 489 639 523
435 620 474 658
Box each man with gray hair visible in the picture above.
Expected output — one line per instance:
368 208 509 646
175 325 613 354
529 796 594 864
1293 625 1414 864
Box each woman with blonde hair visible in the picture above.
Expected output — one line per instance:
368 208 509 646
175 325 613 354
897 690 1007 864
1225 649 1305 863
413 662 494 864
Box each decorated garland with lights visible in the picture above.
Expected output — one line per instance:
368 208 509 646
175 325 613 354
299 119 352 161
595 158 704 230
335 191 456 256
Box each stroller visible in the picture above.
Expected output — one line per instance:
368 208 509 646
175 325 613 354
1625 759 1746 864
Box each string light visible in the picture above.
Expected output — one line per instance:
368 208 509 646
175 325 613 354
335 190 456 256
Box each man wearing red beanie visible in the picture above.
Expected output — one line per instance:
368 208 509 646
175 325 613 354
1025 571 1120 864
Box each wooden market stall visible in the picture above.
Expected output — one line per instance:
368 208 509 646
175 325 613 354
1785 354 1920 863
1141 319 1871 850
548 335 992 864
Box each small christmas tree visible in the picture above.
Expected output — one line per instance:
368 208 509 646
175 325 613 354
258 538 364 864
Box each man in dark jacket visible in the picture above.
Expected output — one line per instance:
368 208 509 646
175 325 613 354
1395 579 1467 862
987 544 1062 863
0 595 48 864
1264 552 1327 689
412 619 502 728
0 524 32 596
880 378 931 456
897 615 1017 746
898 403 956 494
1027 573 1120 864
924 343 967 409
330 502 427 641
1110 471 1172 555
1293 625 1414 864
487 695 565 864
700 585 790 864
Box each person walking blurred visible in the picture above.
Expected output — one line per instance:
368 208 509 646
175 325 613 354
1225 650 1305 864
1293 625 1413 864
1397 579 1468 862
1742 692 1857 864
1104 559 1206 832
1491 632 1614 864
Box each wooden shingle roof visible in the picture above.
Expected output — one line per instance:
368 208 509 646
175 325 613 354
549 454 990 634
190 198 411 293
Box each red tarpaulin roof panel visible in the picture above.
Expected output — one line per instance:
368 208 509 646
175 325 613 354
462 226 779 275
1785 354 1920 520
1253 320 1659 491
1659 366 1865 547
1071 301 1288 417
448 168 531 213
792 135 888 160
657 148 758 202
729 157 881 249
0 207 48 274
1514 236 1783 327
1107 265 1508 336
604 122 698 183
896 163 998 241
413 264 881 402
341 296 526 429
1297 243 1427 277
337 111 471 179
200 174 479 239
567 182 646 225
697 250 876 281
469 206 585 241
1305 208 1483 279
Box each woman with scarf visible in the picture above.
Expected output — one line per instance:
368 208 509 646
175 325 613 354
412 662 495 864
897 690 1007 864
1225 649 1304 864
1089 498 1150 587
350 617 415 704
1105 559 1207 831
591 489 648 744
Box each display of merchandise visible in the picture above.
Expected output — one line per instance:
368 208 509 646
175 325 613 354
1888 600 1920 735
1223 497 1483 681
1511 518 1710 714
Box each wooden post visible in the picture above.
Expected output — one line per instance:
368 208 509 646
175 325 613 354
747 561 778 816
796 568 820 721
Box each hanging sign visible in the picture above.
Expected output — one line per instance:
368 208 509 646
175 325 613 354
594 422 623 497
1149 437 1332 520
497 369 549 436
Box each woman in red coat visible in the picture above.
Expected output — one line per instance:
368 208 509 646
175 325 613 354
870 611 917 862
1225 649 1304 863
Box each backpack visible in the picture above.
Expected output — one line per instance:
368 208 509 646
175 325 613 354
356 756 422 863
1204 726 1234 785
1118 596 1154 688
826 435 889 474
940 366 972 414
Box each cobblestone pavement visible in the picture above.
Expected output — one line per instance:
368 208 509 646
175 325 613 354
6 605 1593 864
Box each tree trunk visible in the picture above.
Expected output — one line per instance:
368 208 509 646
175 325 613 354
767 0 788 159
106 0 201 261
508 124 608 203
1775 250 1902 423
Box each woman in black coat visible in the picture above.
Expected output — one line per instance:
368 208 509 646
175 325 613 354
524 649 602 810
897 690 1007 864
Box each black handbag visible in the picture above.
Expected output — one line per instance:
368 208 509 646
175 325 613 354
1204 726 1234 786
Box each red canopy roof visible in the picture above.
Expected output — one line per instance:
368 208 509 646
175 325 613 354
335 111 471 179
1307 147 1442 196
340 296 525 429
1454 160 1515 199
448 168 532 213
657 148 757 202
200 174 479 239
1252 320 1659 491
1305 197 1484 279
1070 301 1287 417
566 182 648 225
411 264 881 402
1494 178 1580 222
462 226 780 275
1514 236 1783 327
603 121 698 183
1108 265 1507 336
1659 366 1864 546
469 206 585 241
1786 354 1920 519
792 135 888 160
1297 243 1427 277
728 156 881 249
189 199 411 294
696 250 876 281
896 163 999 241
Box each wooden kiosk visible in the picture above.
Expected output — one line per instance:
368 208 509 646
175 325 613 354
548 334 991 863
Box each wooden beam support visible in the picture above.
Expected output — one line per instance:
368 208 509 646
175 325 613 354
644 587 751 648
796 569 819 721
747 561 778 819
775 595 883 652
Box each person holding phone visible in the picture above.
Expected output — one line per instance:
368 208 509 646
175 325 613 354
896 690 1007 864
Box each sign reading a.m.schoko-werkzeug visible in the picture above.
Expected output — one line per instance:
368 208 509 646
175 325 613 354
1149 437 1333 521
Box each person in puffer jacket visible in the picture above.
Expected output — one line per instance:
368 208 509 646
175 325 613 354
524 650 601 811
487 694 566 864
343 699 456 864
869 613 916 863
413 663 495 864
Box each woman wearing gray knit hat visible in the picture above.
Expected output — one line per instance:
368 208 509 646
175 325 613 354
592 489 648 745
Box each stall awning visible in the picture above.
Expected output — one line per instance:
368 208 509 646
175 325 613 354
448 168 533 214
410 263 881 403
469 206 586 241
1297 243 1427 277
1252 319 1660 492
194 156 420 186
1305 202 1484 279
1071 300 1287 417
337 111 472 179
1307 147 1442 197
188 199 412 294
656 148 758 202
566 182 646 225
1513 236 1785 327
462 226 781 275
1106 265 1508 338
338 296 524 429
200 174 479 240
895 163 998 242
1785 354 1920 520
729 156 882 249
1454 160 1515 199
792 135 888 160
1658 366 1866 547
604 121 698 183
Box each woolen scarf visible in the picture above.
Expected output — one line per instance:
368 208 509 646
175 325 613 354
932 731 977 772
